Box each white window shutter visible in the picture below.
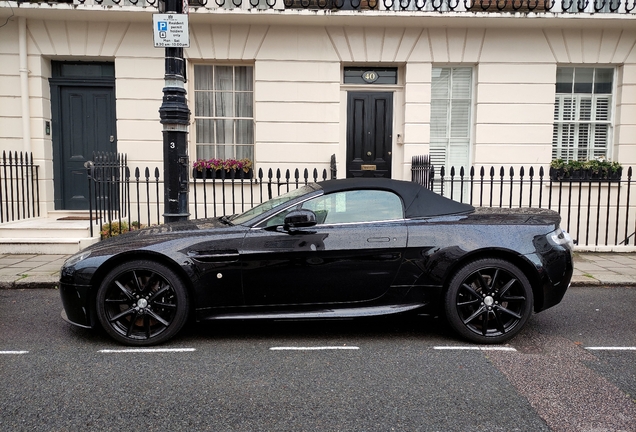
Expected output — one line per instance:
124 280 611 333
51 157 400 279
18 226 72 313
430 67 471 172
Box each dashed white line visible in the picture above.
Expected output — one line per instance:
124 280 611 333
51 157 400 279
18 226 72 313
585 347 636 351
98 348 196 353
4 346 633 355
270 346 360 351
434 346 518 351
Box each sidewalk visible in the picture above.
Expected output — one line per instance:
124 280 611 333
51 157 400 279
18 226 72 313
0 252 635 290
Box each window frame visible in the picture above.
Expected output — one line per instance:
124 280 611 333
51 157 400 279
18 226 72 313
191 63 255 164
256 190 405 228
551 66 615 162
429 65 474 172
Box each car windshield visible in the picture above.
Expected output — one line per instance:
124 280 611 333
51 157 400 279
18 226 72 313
231 184 320 225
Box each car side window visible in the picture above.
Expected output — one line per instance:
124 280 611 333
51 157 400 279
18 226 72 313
301 190 403 224
261 190 403 227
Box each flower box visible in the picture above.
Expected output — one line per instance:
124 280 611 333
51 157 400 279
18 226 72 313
549 167 622 182
194 168 253 180
192 158 253 180
549 159 622 182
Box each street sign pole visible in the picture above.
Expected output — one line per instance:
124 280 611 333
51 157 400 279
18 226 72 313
157 0 190 223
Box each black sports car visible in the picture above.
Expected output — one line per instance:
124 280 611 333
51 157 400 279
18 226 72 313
60 178 573 346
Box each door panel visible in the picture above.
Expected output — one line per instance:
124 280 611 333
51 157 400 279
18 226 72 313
241 222 407 307
58 86 116 210
346 92 393 178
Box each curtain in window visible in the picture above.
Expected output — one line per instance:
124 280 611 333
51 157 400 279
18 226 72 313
194 65 254 161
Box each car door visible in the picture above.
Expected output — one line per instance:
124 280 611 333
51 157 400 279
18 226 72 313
240 190 407 306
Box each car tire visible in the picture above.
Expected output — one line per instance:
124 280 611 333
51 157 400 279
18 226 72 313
96 260 189 346
444 258 533 344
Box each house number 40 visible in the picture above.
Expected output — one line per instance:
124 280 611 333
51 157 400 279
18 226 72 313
362 71 378 84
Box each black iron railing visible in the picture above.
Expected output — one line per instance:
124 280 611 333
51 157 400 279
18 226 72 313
20 0 636 13
0 151 40 224
86 153 337 237
87 152 636 247
411 158 636 247
85 152 129 237
191 165 335 219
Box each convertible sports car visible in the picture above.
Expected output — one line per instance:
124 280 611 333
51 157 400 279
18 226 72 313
60 178 573 346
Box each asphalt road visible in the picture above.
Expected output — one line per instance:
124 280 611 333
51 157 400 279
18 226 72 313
1 287 635 431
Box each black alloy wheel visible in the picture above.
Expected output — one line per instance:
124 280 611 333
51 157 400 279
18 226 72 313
444 258 533 344
96 260 189 346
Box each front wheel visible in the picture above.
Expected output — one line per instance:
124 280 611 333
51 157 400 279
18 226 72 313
96 260 189 346
444 259 533 344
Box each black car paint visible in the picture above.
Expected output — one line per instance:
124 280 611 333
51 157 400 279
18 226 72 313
59 179 573 341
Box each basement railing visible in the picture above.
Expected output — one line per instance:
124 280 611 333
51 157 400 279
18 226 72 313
411 156 636 247
0 151 40 224
85 152 337 238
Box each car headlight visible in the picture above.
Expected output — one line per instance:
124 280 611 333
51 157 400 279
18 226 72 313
550 228 574 250
64 250 92 267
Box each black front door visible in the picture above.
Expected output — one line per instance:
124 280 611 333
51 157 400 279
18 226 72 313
346 92 393 178
50 62 116 210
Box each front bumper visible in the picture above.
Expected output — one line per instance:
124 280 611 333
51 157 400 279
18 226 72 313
59 282 96 328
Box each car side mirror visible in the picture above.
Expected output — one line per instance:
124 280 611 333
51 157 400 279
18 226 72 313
284 209 317 230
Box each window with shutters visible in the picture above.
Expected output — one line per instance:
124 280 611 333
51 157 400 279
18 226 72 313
552 67 614 161
193 65 254 161
430 67 472 172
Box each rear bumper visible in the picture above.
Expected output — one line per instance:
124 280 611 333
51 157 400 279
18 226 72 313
528 247 574 312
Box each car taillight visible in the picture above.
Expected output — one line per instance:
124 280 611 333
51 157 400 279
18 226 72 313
550 228 574 250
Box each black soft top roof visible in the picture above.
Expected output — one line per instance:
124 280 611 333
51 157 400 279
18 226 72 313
318 178 474 218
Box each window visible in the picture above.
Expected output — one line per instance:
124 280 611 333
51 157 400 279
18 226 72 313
193 65 254 161
552 67 613 161
430 67 472 171
263 190 403 227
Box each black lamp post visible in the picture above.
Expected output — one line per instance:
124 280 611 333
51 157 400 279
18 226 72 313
158 0 190 223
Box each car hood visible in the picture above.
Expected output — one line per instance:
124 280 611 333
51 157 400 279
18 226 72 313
85 217 246 254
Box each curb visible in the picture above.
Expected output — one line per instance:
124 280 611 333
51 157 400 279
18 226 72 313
0 276 59 290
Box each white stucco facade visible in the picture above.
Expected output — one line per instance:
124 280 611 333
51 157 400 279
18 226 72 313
1 2 636 216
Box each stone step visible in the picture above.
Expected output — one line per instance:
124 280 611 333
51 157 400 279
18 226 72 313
0 217 95 239
0 237 99 254
0 214 100 254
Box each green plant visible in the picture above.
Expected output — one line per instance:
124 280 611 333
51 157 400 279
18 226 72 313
100 221 145 239
550 157 622 178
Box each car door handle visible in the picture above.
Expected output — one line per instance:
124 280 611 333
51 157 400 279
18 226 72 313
367 237 391 242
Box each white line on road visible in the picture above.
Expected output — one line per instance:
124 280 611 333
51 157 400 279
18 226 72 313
434 346 518 351
0 351 29 355
270 346 360 351
98 348 196 353
585 347 636 351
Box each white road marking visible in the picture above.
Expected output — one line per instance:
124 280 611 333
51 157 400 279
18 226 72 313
98 348 196 353
270 346 360 351
434 346 517 351
585 347 636 351
0 350 29 355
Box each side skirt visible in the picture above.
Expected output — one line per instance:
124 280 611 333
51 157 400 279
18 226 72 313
196 303 426 321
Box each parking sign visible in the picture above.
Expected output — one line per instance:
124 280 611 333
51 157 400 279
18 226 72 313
152 14 189 48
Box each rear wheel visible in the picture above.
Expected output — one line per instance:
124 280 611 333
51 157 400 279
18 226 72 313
96 260 189 346
444 259 533 344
